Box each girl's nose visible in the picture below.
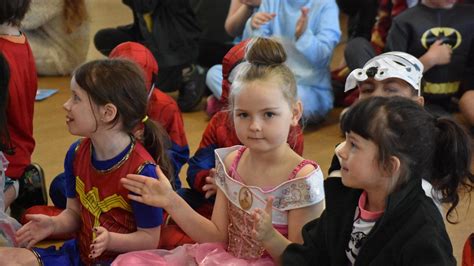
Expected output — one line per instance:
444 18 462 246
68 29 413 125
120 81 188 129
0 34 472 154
335 140 348 160
63 98 71 111
249 118 262 132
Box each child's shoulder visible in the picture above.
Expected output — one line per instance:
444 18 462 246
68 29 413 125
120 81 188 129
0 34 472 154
223 148 240 171
291 152 318 179
293 162 317 179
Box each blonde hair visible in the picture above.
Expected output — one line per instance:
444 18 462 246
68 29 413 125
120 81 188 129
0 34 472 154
229 37 298 112
64 0 88 34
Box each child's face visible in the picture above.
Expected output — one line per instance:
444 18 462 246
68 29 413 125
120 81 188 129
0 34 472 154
233 79 300 153
358 78 424 105
63 78 99 137
337 132 389 191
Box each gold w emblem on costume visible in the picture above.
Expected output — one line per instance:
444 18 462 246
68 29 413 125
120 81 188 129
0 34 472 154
76 176 131 238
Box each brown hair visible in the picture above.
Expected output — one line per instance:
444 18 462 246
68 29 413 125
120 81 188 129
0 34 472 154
63 0 87 34
73 59 174 183
0 0 31 26
229 37 298 113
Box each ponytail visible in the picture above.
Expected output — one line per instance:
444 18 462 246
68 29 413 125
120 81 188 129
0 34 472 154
432 117 474 223
142 118 174 188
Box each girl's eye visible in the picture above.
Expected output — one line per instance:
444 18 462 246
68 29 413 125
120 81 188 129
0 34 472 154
73 94 80 101
264 112 275 118
385 87 399 94
350 141 358 149
237 113 248 118
360 88 374 95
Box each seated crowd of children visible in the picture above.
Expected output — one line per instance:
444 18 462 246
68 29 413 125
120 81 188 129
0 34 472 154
0 0 473 265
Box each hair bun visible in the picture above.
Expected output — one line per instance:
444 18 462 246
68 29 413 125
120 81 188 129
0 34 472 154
245 37 287 67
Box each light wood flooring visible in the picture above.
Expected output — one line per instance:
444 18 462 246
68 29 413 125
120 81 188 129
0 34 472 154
31 0 473 263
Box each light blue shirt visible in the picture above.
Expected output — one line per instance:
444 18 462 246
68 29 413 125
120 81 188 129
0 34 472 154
242 0 341 123
243 0 341 89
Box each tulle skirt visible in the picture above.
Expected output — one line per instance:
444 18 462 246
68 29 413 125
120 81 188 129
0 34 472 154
112 242 275 266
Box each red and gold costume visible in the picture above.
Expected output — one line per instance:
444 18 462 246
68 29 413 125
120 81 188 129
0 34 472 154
73 138 154 264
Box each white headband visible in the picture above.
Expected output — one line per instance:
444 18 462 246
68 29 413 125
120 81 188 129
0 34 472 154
345 51 424 96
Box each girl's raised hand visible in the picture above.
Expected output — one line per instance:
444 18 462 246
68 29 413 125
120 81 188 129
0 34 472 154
121 166 173 208
295 7 309 40
251 12 276 30
15 214 55 248
89 226 110 259
252 197 276 243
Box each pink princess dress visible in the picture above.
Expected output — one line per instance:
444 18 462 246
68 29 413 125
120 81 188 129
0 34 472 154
113 145 325 265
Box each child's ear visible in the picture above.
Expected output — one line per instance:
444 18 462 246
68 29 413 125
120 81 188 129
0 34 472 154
415 95 425 106
101 103 118 123
387 155 401 177
291 100 303 126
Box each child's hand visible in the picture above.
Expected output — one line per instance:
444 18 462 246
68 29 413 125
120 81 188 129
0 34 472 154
295 7 309 40
202 168 217 199
252 197 276 243
15 214 55 248
121 166 174 209
89 227 110 259
426 39 453 66
251 12 276 30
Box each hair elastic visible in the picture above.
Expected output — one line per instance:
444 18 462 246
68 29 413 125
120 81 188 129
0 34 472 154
141 115 148 123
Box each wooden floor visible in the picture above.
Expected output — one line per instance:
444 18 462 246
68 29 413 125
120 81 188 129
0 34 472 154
31 0 472 263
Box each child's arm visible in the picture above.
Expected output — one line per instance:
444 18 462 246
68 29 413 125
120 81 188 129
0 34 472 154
225 0 260 37
294 0 341 68
16 198 82 248
89 225 161 259
122 166 229 243
419 40 453 72
386 20 452 72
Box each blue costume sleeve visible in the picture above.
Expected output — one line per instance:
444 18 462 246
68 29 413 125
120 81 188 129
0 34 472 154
186 144 217 193
65 140 81 198
167 142 190 189
131 163 164 228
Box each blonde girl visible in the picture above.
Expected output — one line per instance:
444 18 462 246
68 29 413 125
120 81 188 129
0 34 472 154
114 37 325 265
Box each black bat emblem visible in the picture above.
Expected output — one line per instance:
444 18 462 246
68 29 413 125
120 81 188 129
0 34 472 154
421 27 461 50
